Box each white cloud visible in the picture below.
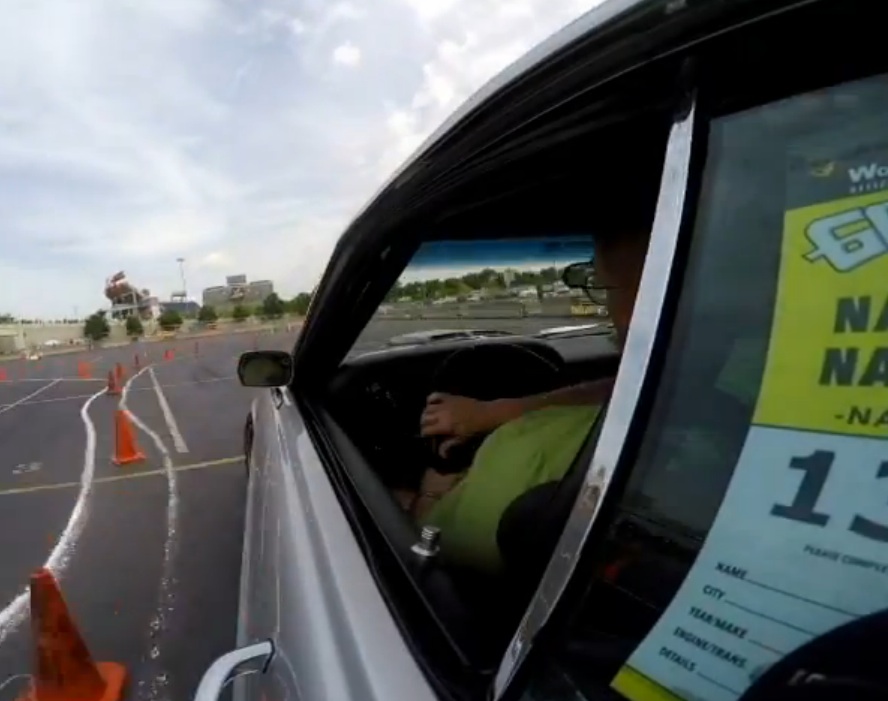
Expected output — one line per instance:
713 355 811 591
199 251 236 270
332 42 362 67
0 0 602 318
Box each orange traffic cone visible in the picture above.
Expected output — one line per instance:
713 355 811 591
77 361 92 379
112 410 145 466
106 371 120 397
0 367 6 381
17 568 127 701
114 363 125 383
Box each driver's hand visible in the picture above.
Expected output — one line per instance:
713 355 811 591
420 392 493 440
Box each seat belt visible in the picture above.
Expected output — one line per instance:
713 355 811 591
497 400 610 599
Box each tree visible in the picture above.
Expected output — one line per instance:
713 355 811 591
289 292 312 316
261 293 285 319
197 305 218 323
158 309 183 331
125 315 144 337
83 311 110 342
380 264 571 304
232 304 250 322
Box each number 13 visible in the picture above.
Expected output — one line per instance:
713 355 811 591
771 451 888 543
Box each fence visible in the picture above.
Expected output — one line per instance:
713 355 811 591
376 298 605 320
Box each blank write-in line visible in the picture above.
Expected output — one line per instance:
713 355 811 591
724 600 815 637
696 672 741 697
747 638 785 657
742 577 859 618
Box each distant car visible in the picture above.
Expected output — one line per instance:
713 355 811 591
43 339 61 347
196 2 886 701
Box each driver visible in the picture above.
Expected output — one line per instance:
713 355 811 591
404 227 651 573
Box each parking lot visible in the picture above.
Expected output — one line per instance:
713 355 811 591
0 330 294 701
0 314 590 700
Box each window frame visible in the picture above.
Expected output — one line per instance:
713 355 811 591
492 71 701 700
293 54 686 701
494 3 888 700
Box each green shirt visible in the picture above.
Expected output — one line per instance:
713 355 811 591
421 404 601 573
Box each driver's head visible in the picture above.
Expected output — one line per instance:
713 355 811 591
593 229 651 346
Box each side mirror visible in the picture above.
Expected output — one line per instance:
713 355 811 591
237 351 293 388
561 262 594 289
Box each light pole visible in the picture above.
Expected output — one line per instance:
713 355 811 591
176 257 187 299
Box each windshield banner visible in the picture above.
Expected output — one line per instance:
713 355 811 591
610 149 888 700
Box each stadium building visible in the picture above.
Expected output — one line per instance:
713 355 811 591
202 274 275 310
105 271 200 320
105 272 160 320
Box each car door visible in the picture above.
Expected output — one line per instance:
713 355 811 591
234 388 283 701
200 364 437 701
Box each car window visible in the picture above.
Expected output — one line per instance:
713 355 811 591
349 236 605 357
519 71 888 701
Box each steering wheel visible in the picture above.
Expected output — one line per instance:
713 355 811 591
424 342 564 474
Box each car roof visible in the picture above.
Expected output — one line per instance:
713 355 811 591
342 0 814 243
349 0 650 228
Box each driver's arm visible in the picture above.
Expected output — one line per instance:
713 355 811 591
487 378 614 426
421 377 614 440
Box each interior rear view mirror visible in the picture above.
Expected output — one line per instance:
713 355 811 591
561 261 594 289
238 350 294 388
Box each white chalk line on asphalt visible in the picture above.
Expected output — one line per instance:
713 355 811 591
0 376 237 409
0 380 107 645
122 370 179 701
0 379 61 416
0 457 242 497
0 674 31 696
0 377 104 383
148 367 189 454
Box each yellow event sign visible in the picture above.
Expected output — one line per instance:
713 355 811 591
754 190 888 438
610 170 888 701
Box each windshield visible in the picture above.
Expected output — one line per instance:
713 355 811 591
354 235 606 354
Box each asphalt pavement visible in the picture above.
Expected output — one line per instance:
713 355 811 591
0 330 295 701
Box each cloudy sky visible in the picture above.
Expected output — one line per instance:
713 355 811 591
1 0 598 319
